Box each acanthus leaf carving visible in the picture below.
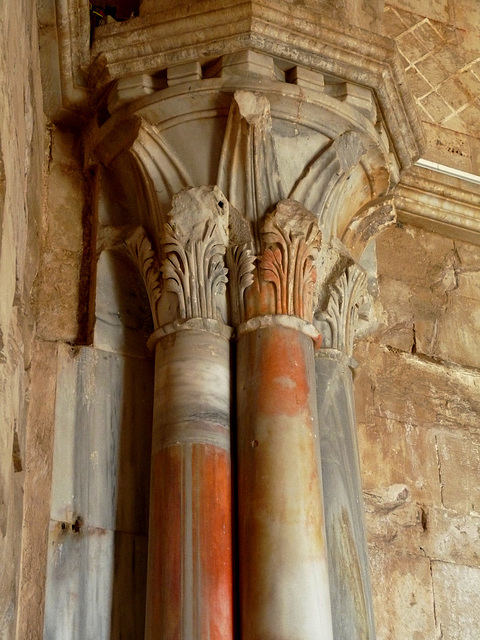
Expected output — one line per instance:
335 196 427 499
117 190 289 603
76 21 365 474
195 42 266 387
226 244 256 326
160 186 230 323
318 263 368 356
244 199 322 323
125 226 163 330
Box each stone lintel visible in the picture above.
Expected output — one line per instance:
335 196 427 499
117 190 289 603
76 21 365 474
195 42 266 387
396 165 480 246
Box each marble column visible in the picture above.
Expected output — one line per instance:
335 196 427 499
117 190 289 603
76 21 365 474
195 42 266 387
316 263 376 640
127 186 234 640
235 201 333 640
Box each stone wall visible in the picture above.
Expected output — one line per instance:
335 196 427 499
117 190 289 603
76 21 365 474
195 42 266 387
0 0 45 636
356 224 480 639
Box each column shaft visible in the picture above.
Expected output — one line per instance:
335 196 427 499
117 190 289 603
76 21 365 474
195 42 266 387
145 328 233 640
315 353 376 640
237 324 333 640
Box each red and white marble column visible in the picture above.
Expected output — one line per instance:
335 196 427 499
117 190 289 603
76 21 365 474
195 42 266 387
128 186 234 640
234 201 334 640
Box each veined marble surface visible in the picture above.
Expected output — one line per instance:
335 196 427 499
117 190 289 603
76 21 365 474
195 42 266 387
44 344 154 639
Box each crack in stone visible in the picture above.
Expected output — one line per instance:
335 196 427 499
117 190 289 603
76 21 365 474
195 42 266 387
434 434 445 508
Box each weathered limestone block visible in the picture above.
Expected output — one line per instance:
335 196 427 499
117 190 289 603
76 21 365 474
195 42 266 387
0 0 45 636
364 484 427 550
15 340 58 640
374 210 480 369
426 508 480 567
432 561 480 640
367 500 480 568
358 416 442 507
372 275 414 352
36 128 87 343
376 224 456 290
356 219 480 640
455 241 480 301
354 341 480 434
433 291 480 369
35 251 83 341
436 432 480 515
368 548 437 640
140 0 385 33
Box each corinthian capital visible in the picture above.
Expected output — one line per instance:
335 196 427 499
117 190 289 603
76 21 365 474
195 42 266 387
317 263 369 357
238 200 321 325
126 186 231 336
161 186 229 323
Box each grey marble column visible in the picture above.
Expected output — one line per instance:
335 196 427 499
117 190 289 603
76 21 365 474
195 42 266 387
126 186 235 640
315 263 376 639
316 350 376 640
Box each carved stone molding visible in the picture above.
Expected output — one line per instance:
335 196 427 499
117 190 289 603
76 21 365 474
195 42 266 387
90 0 423 171
37 0 90 122
96 87 394 258
396 165 480 246
341 195 396 261
290 131 367 241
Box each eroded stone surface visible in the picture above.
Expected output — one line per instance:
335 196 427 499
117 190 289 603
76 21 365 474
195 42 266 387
368 548 437 640
356 221 480 640
432 562 480 640
0 0 45 635
36 127 86 343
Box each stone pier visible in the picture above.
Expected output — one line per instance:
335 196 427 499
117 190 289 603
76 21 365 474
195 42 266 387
41 1 424 637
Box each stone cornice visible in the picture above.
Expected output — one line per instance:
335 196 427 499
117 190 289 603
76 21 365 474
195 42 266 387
396 165 480 246
90 0 423 171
